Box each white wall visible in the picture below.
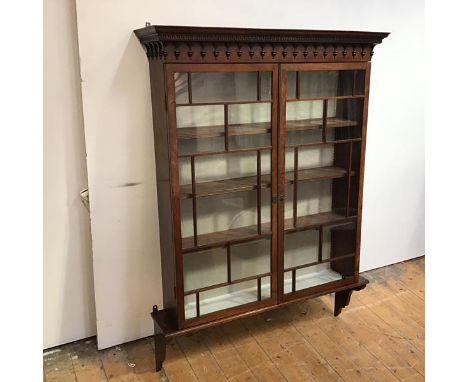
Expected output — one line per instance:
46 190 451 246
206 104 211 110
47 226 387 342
74 0 424 348
43 0 96 348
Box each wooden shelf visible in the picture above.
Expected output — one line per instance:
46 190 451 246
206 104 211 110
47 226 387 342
182 210 356 252
284 211 356 233
180 166 351 199
180 174 271 199
286 95 365 102
177 122 271 140
285 166 352 183
177 118 357 140
182 223 272 253
286 117 357 132
176 100 272 107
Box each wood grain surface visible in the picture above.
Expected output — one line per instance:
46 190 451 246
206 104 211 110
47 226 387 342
44 257 424 382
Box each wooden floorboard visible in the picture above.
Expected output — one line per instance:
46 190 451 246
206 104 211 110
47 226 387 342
44 257 425 382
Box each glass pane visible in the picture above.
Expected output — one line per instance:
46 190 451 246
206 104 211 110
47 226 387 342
325 222 356 279
283 222 356 293
284 179 333 223
286 70 366 99
286 100 323 145
178 151 271 190
184 294 197 319
286 72 296 99
175 68 275 321
175 88 272 155
175 72 189 104
192 72 256 103
348 142 361 216
227 103 271 150
284 229 320 270
175 72 273 104
180 189 271 249
260 276 271 300
183 248 227 292
183 242 272 319
284 145 334 174
325 98 363 142
198 279 260 316
231 239 271 280
259 72 272 100
284 271 293 294
293 263 343 291
176 105 224 155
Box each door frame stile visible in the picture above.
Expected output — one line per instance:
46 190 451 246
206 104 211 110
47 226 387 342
277 64 286 303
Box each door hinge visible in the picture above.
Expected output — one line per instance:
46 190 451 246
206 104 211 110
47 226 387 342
272 195 285 204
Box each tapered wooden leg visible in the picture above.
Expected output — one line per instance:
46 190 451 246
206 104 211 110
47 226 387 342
152 306 167 372
334 289 353 316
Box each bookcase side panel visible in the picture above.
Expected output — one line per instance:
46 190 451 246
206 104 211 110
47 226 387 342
149 61 177 319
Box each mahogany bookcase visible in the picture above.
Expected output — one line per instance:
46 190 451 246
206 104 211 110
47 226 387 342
134 25 388 371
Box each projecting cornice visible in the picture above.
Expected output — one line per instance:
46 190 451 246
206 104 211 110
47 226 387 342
134 25 389 63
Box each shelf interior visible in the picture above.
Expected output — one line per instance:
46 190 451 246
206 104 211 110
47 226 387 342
184 266 343 319
182 222 271 252
284 267 343 294
284 211 355 233
180 166 352 199
182 210 355 252
177 118 357 140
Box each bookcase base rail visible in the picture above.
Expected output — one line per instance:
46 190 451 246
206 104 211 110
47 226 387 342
151 275 368 372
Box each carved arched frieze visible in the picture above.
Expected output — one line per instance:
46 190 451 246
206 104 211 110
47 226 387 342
135 26 389 63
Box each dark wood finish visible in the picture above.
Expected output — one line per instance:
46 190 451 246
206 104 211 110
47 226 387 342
190 156 197 246
287 94 364 102
257 277 262 301
346 141 354 217
223 104 229 150
135 26 387 372
179 173 271 199
164 60 185 329
184 272 271 296
354 63 372 282
151 306 167 372
256 150 262 234
293 147 298 227
179 146 272 159
334 289 353 316
45 259 425 382
277 66 287 304
318 226 323 262
181 223 272 253
226 245 231 283
256 71 261 101
322 99 328 142
284 211 355 233
295 71 300 99
176 99 272 106
148 61 177 319
181 210 355 253
284 252 355 273
187 72 193 104
334 279 367 316
152 275 369 338
176 117 356 140
270 68 279 307
134 25 389 63
285 166 354 183
332 142 351 217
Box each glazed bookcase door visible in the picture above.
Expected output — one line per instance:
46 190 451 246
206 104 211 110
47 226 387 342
166 64 279 327
279 63 368 301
